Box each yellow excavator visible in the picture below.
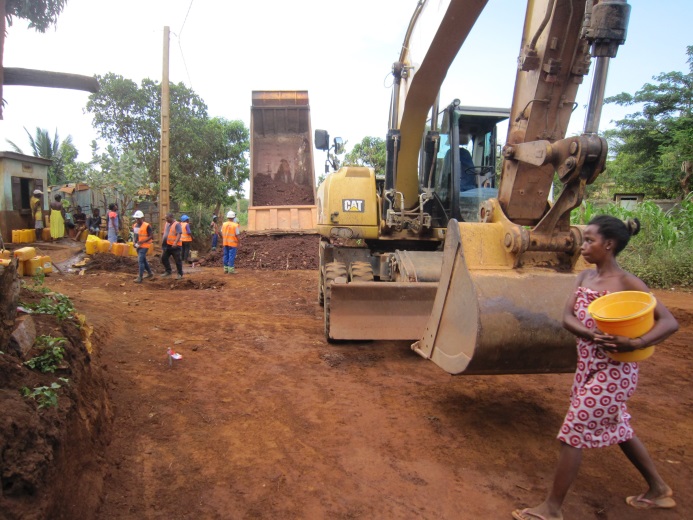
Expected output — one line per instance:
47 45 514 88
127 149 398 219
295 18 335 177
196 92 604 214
316 0 631 375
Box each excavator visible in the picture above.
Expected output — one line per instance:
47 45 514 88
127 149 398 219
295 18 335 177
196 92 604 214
315 0 630 375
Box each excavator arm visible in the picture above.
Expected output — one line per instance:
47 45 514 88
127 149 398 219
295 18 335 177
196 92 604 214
387 0 489 213
499 0 629 241
412 0 632 374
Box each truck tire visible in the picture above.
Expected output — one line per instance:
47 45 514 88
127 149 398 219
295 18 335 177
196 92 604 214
324 261 347 341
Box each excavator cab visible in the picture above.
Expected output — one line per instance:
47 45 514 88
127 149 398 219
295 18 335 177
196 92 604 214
428 103 509 225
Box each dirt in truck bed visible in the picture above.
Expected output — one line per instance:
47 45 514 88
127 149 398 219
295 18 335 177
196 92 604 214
251 173 315 206
1 240 692 518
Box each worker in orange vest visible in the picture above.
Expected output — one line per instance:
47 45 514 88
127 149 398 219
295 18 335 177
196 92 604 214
161 212 183 279
180 214 193 263
221 210 241 274
132 210 154 283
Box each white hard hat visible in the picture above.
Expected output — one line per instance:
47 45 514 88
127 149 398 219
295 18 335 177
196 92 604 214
132 210 144 218
226 210 236 219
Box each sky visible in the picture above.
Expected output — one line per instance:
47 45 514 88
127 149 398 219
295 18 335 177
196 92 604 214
0 0 691 195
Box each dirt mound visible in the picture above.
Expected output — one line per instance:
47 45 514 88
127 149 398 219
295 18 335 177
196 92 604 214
199 233 319 270
83 253 140 273
0 283 111 519
252 174 315 206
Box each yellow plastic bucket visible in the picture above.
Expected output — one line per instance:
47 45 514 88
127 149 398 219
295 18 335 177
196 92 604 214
588 291 657 362
97 240 111 253
24 256 43 276
13 247 37 261
40 255 53 274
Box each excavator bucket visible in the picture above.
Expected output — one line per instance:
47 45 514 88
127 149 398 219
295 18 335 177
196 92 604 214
329 281 438 341
412 221 578 375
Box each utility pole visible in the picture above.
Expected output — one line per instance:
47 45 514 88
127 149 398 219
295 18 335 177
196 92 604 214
159 26 171 235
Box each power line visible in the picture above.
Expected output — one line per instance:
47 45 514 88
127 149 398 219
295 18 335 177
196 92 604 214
172 0 196 90
172 32 194 90
179 0 195 37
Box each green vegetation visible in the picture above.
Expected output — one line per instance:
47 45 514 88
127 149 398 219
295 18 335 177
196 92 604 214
5 127 77 185
85 73 250 208
573 194 693 288
24 336 67 373
22 271 50 294
21 378 70 410
343 136 387 177
20 292 75 322
599 46 693 199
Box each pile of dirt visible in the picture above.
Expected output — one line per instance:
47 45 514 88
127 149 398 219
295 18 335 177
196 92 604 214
252 174 315 206
198 233 319 270
0 281 112 519
82 253 155 274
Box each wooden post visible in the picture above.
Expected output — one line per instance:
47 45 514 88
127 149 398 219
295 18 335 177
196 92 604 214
159 26 171 235
0 0 6 120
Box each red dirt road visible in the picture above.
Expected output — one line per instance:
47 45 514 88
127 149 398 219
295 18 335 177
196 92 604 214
45 265 692 519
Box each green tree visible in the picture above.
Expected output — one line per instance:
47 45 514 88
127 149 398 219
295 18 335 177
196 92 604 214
603 46 693 198
343 136 386 176
84 145 151 212
86 73 249 207
1 0 68 118
5 126 77 184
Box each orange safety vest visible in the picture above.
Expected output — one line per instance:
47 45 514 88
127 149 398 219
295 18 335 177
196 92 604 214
164 221 181 246
180 222 192 242
221 221 239 247
136 221 152 249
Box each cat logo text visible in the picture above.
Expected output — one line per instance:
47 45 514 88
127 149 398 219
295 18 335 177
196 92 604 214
342 199 365 212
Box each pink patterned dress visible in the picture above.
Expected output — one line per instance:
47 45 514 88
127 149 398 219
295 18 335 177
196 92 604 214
557 287 639 448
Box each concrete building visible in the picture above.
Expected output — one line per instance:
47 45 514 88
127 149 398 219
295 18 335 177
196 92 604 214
0 152 51 241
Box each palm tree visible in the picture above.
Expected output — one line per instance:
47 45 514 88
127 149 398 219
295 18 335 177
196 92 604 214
6 126 74 184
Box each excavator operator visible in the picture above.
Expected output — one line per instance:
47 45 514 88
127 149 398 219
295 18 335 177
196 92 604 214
458 123 476 192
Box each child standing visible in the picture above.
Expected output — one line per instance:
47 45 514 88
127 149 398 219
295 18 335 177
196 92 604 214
512 215 679 520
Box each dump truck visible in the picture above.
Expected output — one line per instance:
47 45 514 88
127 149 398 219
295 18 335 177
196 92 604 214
316 0 631 375
247 90 317 233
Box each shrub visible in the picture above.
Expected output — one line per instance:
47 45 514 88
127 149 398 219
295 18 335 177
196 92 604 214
572 194 693 288
24 336 67 373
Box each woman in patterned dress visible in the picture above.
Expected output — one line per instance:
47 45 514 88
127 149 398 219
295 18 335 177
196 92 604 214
513 215 679 520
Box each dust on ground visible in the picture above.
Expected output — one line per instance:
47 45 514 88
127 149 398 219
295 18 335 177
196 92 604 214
1 240 692 519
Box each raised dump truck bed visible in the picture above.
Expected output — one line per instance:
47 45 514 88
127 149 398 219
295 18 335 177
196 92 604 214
248 90 317 233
